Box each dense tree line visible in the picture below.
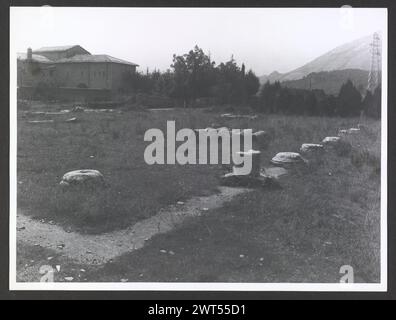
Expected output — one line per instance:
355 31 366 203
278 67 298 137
257 80 381 118
121 45 381 118
122 45 260 107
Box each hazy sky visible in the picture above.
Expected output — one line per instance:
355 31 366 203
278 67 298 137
10 7 386 75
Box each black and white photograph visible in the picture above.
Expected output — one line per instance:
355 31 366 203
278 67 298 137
9 6 387 292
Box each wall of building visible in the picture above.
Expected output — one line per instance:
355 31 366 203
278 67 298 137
17 60 58 88
55 62 111 89
17 59 138 100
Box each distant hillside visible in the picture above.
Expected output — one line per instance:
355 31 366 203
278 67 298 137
281 69 370 95
259 33 381 84
259 71 283 84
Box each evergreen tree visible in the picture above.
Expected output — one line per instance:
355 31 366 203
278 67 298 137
245 70 260 96
368 86 381 119
362 90 374 116
305 91 317 116
336 80 362 117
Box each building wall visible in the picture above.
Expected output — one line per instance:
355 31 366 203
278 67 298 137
55 62 112 89
17 60 58 88
17 59 137 99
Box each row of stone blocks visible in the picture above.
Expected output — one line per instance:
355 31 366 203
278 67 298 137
57 126 360 189
220 126 360 188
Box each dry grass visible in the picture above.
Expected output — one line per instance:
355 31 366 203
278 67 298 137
17 104 381 282
17 107 223 233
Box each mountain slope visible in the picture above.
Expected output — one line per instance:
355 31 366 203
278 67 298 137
281 69 370 95
260 33 381 84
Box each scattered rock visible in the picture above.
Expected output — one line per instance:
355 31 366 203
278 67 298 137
160 250 167 254
239 254 245 258
322 136 341 145
271 152 307 165
27 120 54 124
72 106 85 113
64 277 74 282
56 265 61 272
85 108 115 113
65 117 77 123
177 201 185 205
45 111 65 115
348 128 360 134
169 251 175 255
216 127 229 133
24 111 46 116
220 113 257 120
300 143 324 153
120 279 128 282
17 226 26 231
263 167 288 179
59 169 105 187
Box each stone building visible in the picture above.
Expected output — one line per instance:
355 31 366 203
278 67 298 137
17 45 138 101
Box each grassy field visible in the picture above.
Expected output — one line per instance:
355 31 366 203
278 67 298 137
17 102 381 282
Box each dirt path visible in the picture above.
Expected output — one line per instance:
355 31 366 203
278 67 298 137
17 186 250 265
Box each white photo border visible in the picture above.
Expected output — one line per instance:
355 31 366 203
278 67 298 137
9 6 388 292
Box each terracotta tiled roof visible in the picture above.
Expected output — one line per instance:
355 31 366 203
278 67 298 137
33 45 81 53
17 53 53 63
56 54 138 66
